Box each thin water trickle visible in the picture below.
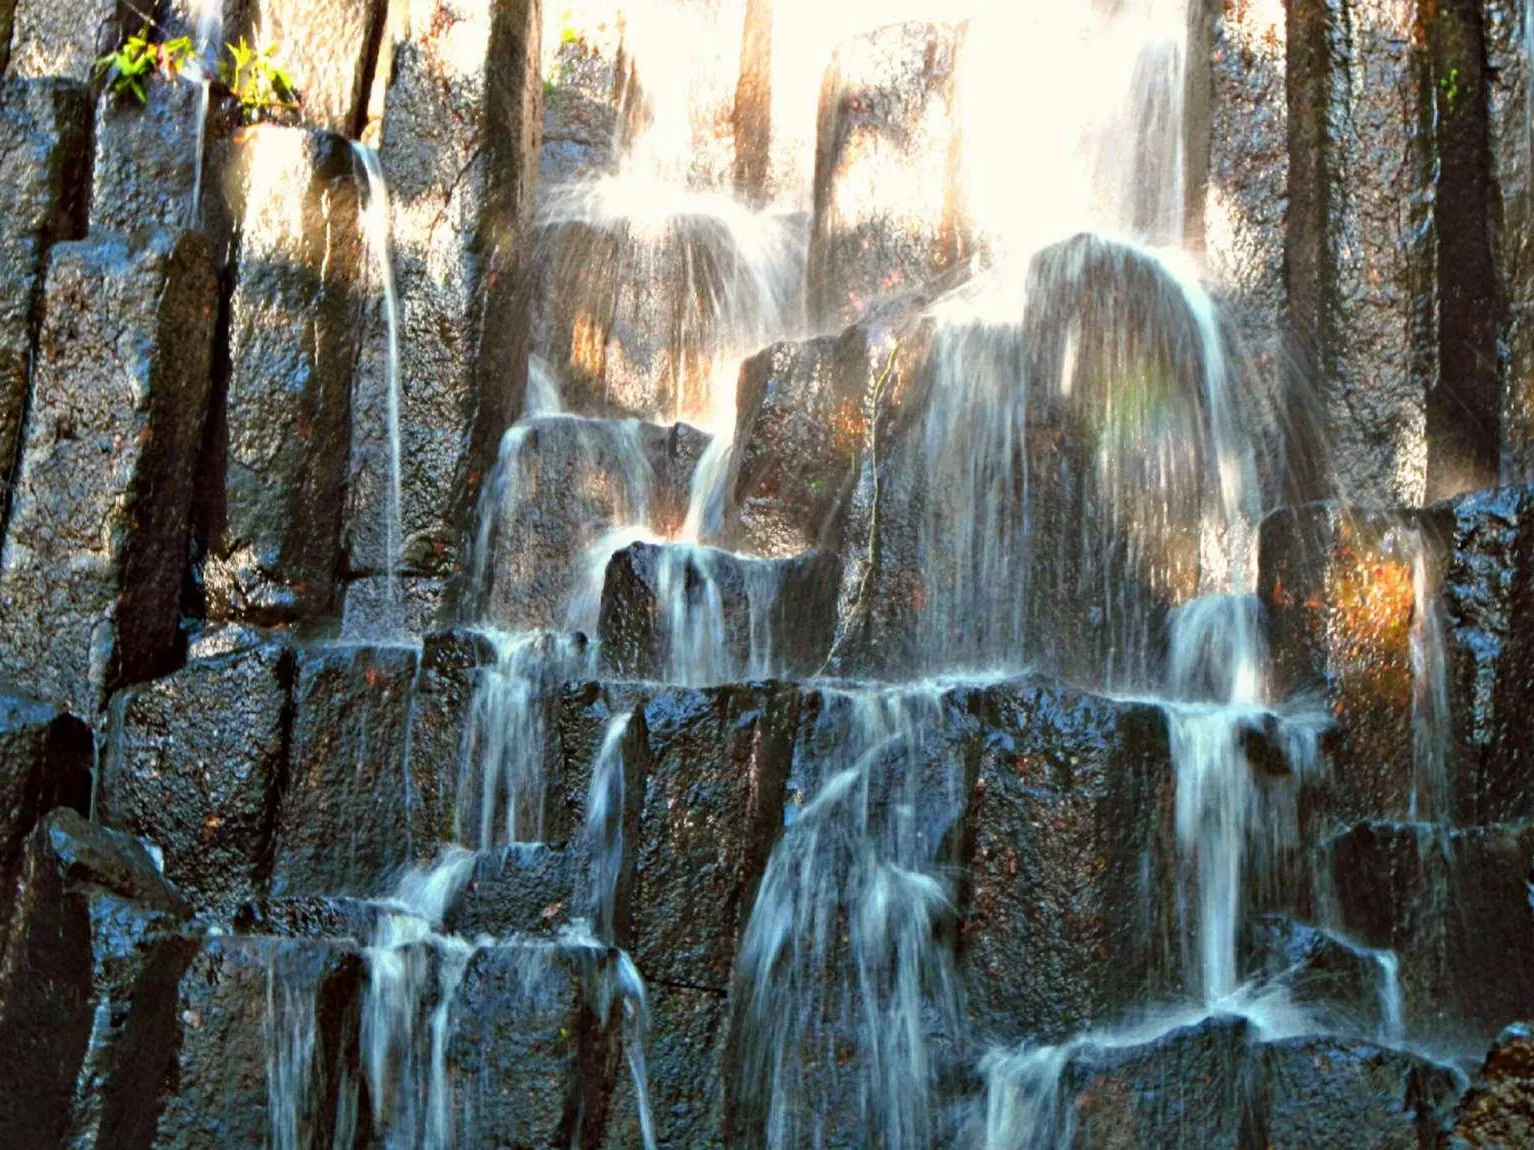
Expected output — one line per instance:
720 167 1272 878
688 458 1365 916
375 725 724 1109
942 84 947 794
352 143 406 637
583 713 631 945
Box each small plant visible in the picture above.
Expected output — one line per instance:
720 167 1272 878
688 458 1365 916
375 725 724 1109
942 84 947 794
1440 64 1463 113
94 27 196 103
220 37 300 123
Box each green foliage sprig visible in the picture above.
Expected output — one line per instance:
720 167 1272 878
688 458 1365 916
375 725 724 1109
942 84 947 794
94 27 195 104
220 37 301 123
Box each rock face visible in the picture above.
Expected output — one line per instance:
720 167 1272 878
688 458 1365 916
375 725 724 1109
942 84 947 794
202 126 364 625
537 0 631 187
0 228 216 716
807 21 966 329
99 642 291 915
347 0 542 582
597 541 841 682
0 809 191 1146
89 81 213 238
271 643 424 896
1450 1021 1534 1148
5 0 122 80
0 78 90 531
961 682 1178 1045
1285 0 1437 507
237 0 389 135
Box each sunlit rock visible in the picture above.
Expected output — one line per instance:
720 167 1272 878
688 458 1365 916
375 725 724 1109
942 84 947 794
807 21 967 330
99 642 290 916
235 0 390 134
347 0 542 581
5 0 121 80
0 228 216 716
90 79 221 240
270 643 426 896
539 0 632 187
0 77 89 531
202 125 364 626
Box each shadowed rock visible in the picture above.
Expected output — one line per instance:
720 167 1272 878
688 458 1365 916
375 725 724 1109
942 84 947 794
597 541 841 682
0 809 191 1146
0 228 217 716
442 843 588 940
0 77 90 532
203 125 365 626
271 643 424 896
538 4 632 188
99 641 291 916
807 21 967 329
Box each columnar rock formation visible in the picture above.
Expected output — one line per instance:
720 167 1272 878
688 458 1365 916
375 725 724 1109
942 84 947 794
0 1 1531 1147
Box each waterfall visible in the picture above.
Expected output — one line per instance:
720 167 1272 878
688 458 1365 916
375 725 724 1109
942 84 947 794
352 143 406 638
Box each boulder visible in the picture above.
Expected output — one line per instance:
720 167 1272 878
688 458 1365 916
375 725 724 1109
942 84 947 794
631 683 795 990
807 21 966 329
1285 0 1437 507
446 940 623 1147
347 0 542 581
0 809 191 1146
1325 820 1534 1053
0 227 217 716
99 641 291 915
201 125 364 626
0 77 90 531
270 642 425 896
960 681 1179 1045
6 0 123 80
597 541 841 683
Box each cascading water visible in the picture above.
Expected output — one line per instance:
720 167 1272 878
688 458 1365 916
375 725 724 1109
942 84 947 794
351 143 406 640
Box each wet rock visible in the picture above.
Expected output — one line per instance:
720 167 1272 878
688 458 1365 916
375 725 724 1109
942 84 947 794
90 79 223 240
553 679 653 853
0 691 91 909
1285 0 1437 507
0 77 90 531
605 983 728 1149
1193 0 1288 397
0 227 217 716
404 627 498 847
6 0 122 80
1486 1 1534 485
347 0 542 581
271 642 425 896
235 0 388 135
202 126 364 626
99 641 291 915
114 935 366 1149
1325 820 1534 1053
729 334 868 558
1241 916 1403 1040
538 0 631 187
1449 1021 1534 1148
232 895 384 941
1261 502 1425 824
1437 485 1534 825
960 680 1179 1045
807 21 966 329
0 809 190 1146
472 416 697 631
597 541 841 682
446 940 622 1147
341 574 449 640
443 843 588 939
631 683 796 990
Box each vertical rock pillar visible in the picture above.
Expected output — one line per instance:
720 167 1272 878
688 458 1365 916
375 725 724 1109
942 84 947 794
0 229 217 716
346 0 543 600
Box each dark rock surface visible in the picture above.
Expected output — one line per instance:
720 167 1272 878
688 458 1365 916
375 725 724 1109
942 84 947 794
605 983 728 1149
347 0 541 581
807 21 966 329
0 77 90 532
960 681 1179 1045
631 683 795 991
597 541 841 682
89 80 219 240
271 642 423 896
0 809 191 1146
0 691 92 920
203 125 364 625
1449 1021 1534 1148
443 843 587 939
1325 820 1534 1054
0 227 217 716
99 641 291 914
